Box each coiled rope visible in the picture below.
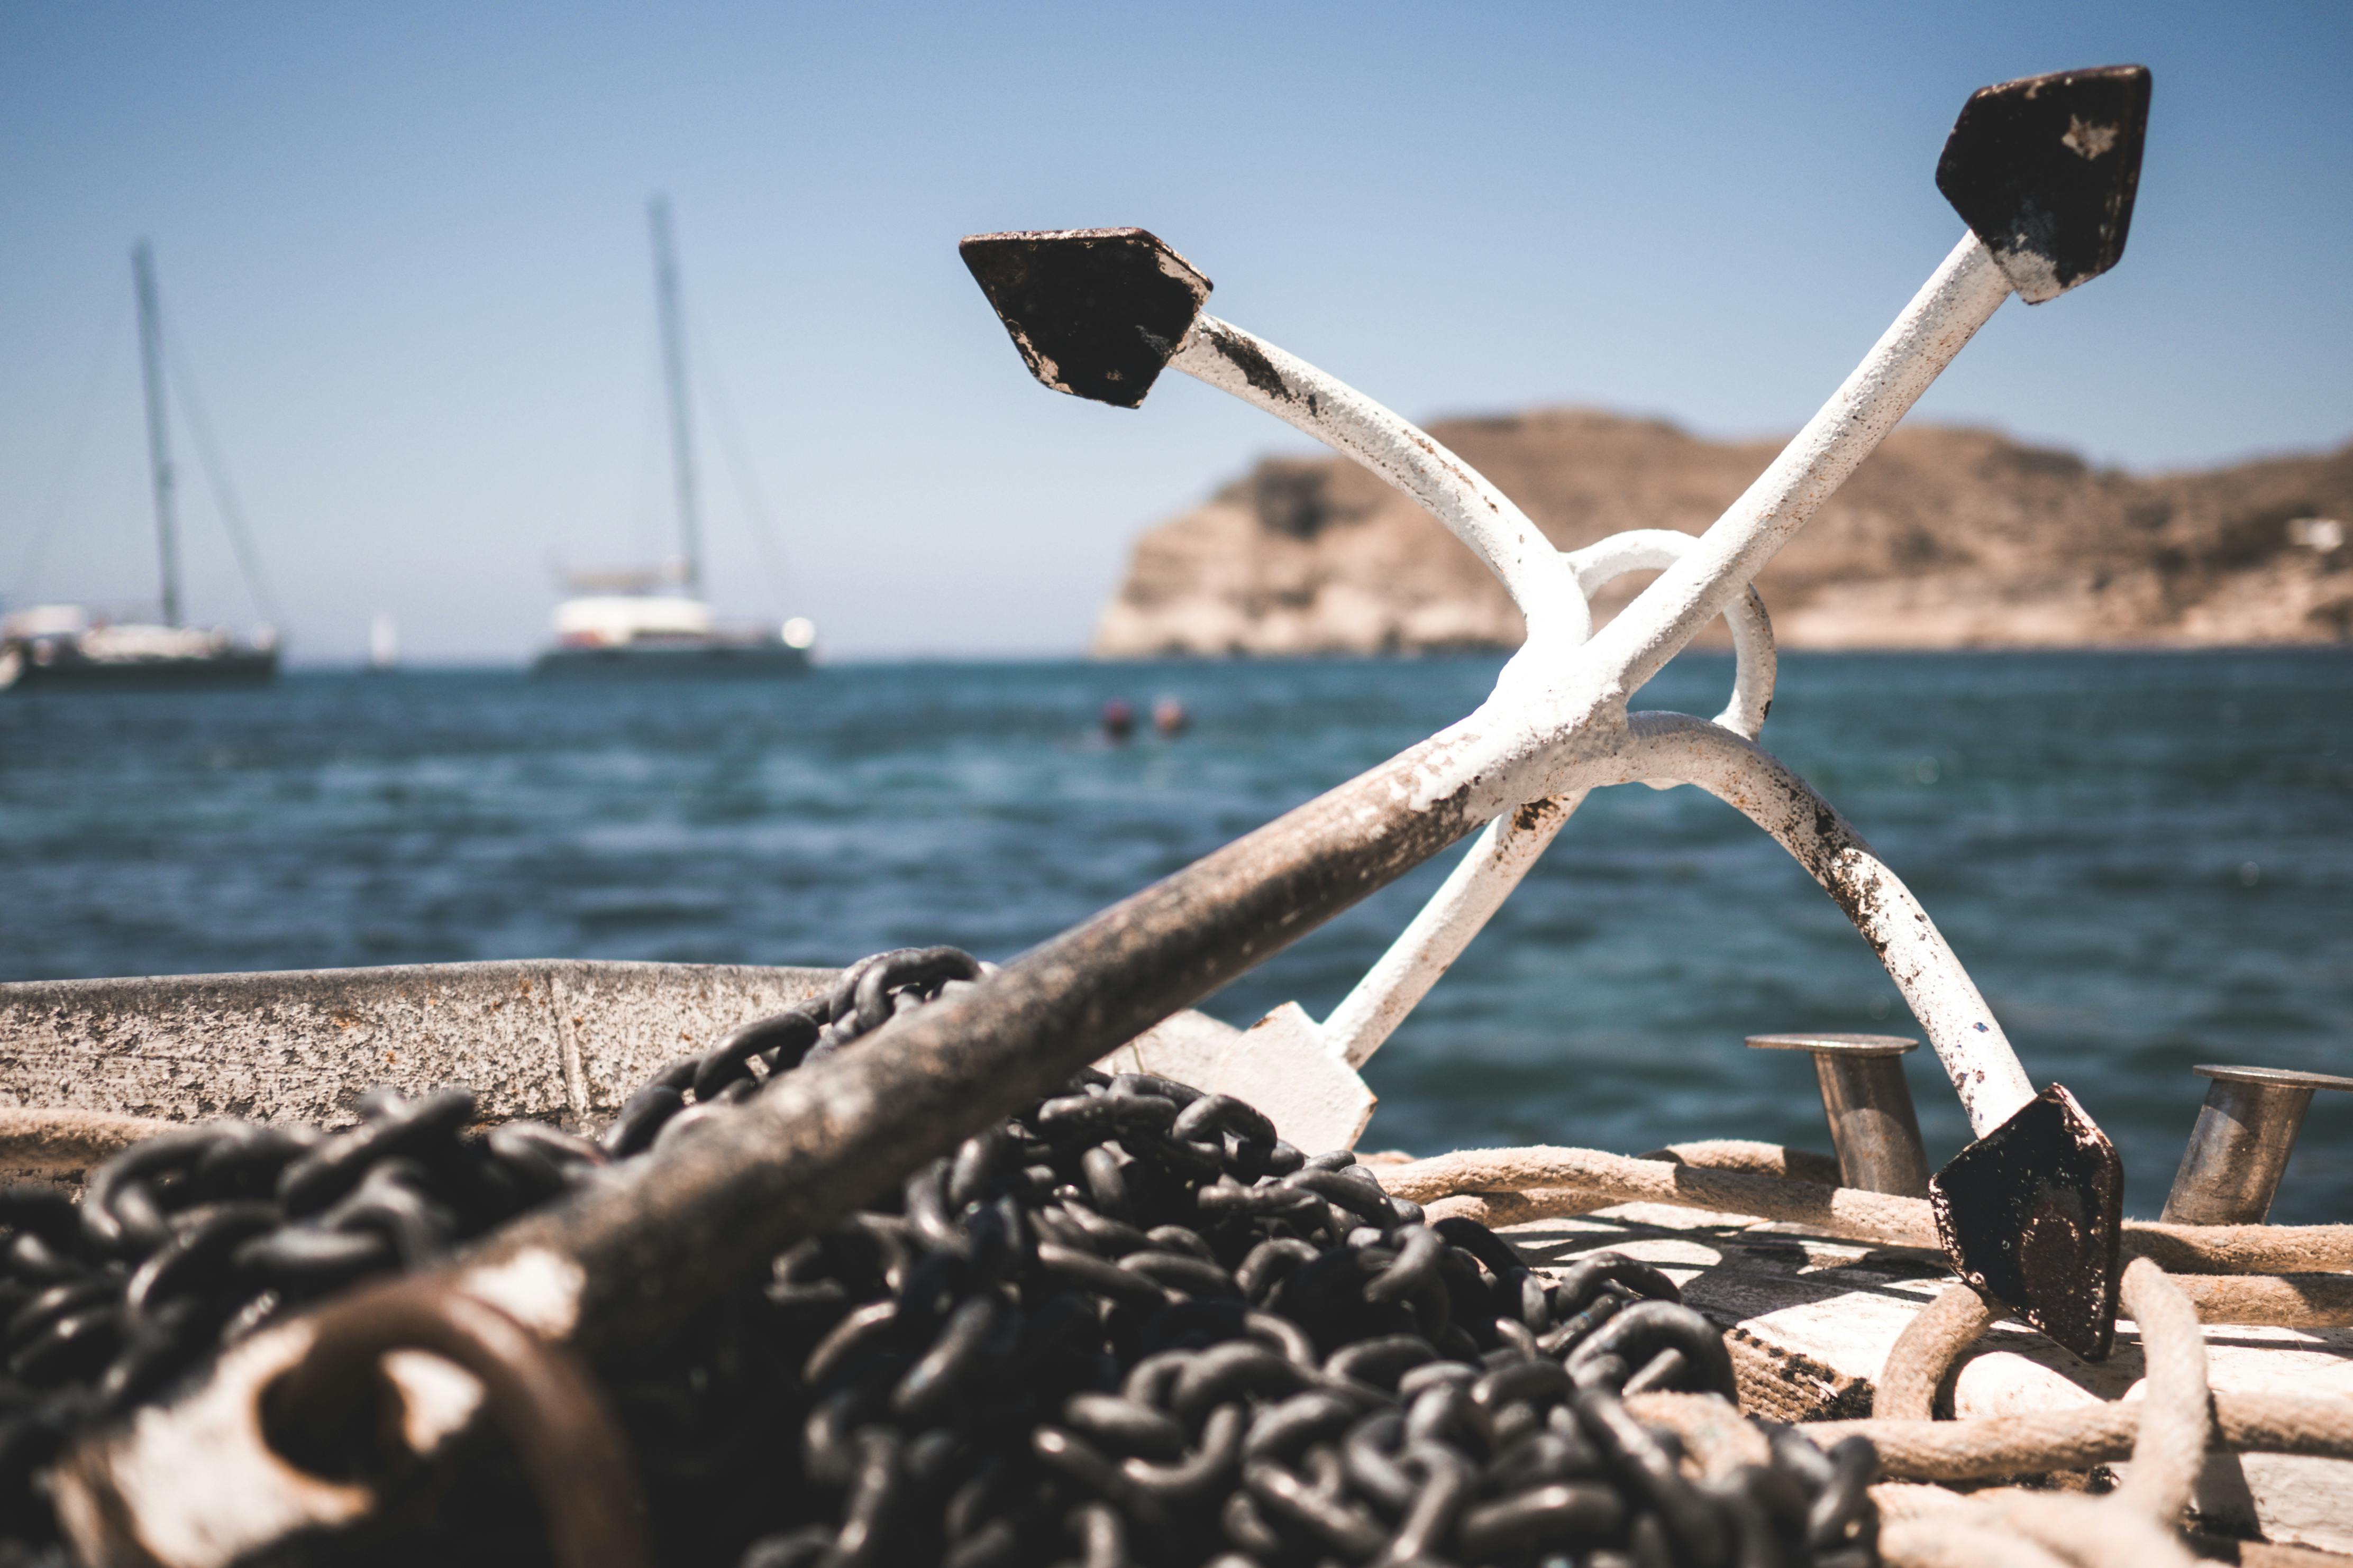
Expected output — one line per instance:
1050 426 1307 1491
1381 1144 2353 1288
1381 1142 2353 1564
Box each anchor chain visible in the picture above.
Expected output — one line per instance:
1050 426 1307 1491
3 949 1878 1566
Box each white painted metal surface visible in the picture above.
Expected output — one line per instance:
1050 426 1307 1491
1159 231 2036 1141
1169 317 1592 645
1319 791 1587 1071
1599 712 2036 1134
1582 235 2011 695
1563 528 1777 741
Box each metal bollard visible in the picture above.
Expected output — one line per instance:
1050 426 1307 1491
1747 1033 1931 1198
2160 1064 2353 1225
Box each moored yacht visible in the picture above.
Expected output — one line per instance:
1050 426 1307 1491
0 606 275 691
2 244 279 693
531 198 812 680
532 591 814 678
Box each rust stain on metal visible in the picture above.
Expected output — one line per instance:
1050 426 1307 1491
1511 796 1563 834
1206 325 1289 402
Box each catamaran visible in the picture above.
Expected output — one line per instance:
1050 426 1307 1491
531 198 814 679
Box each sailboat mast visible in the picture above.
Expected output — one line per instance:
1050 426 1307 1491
131 242 183 628
648 197 702 598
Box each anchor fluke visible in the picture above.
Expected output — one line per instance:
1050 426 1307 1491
959 227 1212 408
1936 63 2152 304
1931 1084 2126 1360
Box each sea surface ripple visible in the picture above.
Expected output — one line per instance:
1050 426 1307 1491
3 650 2347 1223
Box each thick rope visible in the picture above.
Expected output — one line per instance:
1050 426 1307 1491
1869 1482 1974 1521
1877 1512 2076 1568
2111 1259 2212 1523
1874 1486 2185 1568
1879 1512 2076 1568
2126 1220 2353 1276
1958 1492 2192 1568
1638 1138 1846 1186
33 1121 2338 1283
2171 1271 2353 1327
1383 1144 2353 1275
1852 1261 2211 1568
1384 1147 2349 1567
1839 1264 2330 1503
1387 1145 1941 1247
1818 1390 2353 1480
26 1119 2351 1279
1621 1390 1773 1474
1374 1145 2353 1562
1874 1283 1995 1420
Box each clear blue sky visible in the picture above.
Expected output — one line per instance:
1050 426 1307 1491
3 2 2347 662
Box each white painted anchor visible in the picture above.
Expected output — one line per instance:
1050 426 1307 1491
976 65 2153 1356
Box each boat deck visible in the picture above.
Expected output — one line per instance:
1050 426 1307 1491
1497 1199 2353 1553
5 959 2348 1556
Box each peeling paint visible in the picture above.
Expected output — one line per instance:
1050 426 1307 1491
458 1247 585 1339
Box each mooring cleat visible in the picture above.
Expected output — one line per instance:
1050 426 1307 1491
1930 1083 2124 1361
2163 1063 2353 1226
1936 63 2151 304
958 227 1212 407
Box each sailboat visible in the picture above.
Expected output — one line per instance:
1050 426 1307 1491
531 198 813 680
0 244 279 692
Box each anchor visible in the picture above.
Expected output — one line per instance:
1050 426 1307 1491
959 64 2150 1360
50 66 2151 1564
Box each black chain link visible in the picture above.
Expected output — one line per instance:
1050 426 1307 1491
1 947 1878 1567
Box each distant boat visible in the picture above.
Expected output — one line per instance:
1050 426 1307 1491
0 243 279 693
532 198 813 681
367 610 399 672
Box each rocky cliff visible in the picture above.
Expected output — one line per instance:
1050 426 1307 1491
1092 411 2353 655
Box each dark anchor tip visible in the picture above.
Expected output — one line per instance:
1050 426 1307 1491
1929 1083 2124 1361
958 228 1212 408
1937 63 2152 304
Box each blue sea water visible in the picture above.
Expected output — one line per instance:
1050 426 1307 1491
2 651 2348 1223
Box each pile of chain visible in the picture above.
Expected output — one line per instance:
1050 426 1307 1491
3 947 1878 1568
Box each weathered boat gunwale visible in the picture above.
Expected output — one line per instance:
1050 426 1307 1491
0 959 838 1137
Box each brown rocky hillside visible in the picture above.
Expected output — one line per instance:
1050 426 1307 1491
1092 411 2353 655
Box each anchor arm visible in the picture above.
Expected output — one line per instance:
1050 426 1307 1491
1319 790 1587 1069
1307 229 2013 1077
1609 709 2036 1134
1588 63 2152 699
958 230 1590 642
1584 710 2123 1360
1167 315 1589 641
1588 233 2013 700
